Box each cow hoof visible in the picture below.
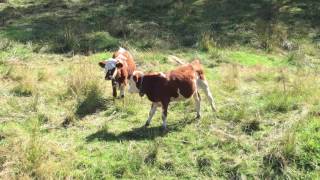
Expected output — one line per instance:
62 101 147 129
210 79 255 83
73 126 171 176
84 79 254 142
196 114 201 119
120 95 125 98
144 123 150 128
161 126 168 133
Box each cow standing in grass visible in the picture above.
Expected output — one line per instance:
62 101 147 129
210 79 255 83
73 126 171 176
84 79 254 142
128 59 217 130
98 47 136 98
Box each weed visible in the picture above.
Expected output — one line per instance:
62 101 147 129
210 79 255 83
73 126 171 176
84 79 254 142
241 119 260 135
37 70 48 81
198 32 217 52
144 145 158 166
221 64 239 92
159 161 175 172
294 117 320 171
37 113 49 124
263 151 287 177
65 63 102 98
262 90 299 113
218 101 247 123
10 81 34 97
1 66 23 81
197 154 214 176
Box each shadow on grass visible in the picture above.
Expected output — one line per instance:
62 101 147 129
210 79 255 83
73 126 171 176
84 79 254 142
86 117 197 142
76 96 114 119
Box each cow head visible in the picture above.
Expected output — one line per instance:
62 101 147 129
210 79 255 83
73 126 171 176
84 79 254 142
128 71 144 96
98 59 124 80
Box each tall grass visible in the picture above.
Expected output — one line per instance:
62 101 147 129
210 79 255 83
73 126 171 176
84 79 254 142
65 62 106 118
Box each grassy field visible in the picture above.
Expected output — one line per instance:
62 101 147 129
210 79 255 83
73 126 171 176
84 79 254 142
1 0 320 179
1 43 320 179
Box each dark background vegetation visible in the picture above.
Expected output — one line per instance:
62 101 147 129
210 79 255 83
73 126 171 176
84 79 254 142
1 0 319 53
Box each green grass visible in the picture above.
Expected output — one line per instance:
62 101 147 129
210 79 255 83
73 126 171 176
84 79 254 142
0 42 319 179
1 1 320 177
228 50 287 67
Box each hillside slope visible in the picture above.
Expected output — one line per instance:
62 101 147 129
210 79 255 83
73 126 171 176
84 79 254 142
1 0 320 52
0 0 320 179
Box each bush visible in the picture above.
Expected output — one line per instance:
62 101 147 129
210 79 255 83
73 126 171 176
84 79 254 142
81 32 119 52
198 32 217 52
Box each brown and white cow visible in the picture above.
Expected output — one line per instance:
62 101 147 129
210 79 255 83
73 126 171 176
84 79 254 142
98 47 136 98
128 59 217 130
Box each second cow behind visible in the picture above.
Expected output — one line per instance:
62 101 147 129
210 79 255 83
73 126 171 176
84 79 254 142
99 47 136 98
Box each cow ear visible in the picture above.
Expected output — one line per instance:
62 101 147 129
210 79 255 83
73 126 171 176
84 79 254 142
98 61 106 68
116 62 123 68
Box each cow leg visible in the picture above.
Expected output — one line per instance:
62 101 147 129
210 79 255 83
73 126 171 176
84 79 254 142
119 84 125 98
161 101 169 131
193 91 201 118
197 79 217 111
112 80 117 98
145 103 158 127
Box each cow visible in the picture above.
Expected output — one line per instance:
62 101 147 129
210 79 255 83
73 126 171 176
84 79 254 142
98 47 136 98
128 59 217 130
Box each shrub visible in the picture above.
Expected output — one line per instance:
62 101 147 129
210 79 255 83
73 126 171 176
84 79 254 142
198 32 217 52
81 32 119 52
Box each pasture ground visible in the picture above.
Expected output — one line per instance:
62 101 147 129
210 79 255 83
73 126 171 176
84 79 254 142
0 45 320 179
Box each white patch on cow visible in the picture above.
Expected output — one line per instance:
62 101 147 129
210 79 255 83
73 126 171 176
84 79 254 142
118 47 126 53
128 71 144 94
170 79 197 102
145 103 158 126
104 58 117 71
162 112 167 129
128 76 139 93
159 72 166 78
170 89 189 101
116 54 127 61
111 68 118 79
197 78 217 112
193 91 201 118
